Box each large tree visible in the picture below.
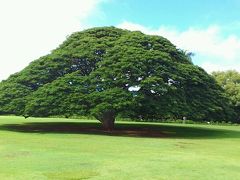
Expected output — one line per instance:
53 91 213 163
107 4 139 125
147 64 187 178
0 27 237 129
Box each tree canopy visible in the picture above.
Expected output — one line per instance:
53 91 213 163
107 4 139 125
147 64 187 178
212 70 240 121
0 27 237 129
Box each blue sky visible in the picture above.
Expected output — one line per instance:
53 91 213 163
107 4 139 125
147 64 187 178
90 0 240 33
90 0 240 73
0 0 240 80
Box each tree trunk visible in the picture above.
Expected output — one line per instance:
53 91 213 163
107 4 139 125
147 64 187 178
100 111 115 131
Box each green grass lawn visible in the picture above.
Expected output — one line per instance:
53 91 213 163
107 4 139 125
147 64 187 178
0 116 240 180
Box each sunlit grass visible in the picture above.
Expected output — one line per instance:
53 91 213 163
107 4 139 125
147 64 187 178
0 116 240 179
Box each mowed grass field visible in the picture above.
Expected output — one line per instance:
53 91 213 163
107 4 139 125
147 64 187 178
0 116 240 180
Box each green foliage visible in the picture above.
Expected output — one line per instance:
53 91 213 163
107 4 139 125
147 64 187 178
0 27 237 123
212 70 240 121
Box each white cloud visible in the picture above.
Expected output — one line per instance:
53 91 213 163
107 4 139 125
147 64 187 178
0 0 103 81
201 62 240 73
118 21 240 73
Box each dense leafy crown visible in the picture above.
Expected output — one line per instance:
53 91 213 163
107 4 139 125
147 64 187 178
212 70 240 120
0 27 237 122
